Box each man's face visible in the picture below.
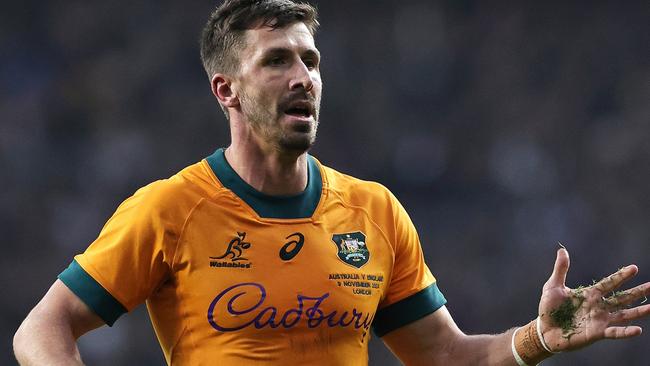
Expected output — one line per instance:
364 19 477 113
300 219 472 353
234 22 322 153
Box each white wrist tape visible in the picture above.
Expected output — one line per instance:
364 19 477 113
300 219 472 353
536 317 560 354
511 327 529 366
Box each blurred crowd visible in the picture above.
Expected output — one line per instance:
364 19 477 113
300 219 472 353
2 1 648 365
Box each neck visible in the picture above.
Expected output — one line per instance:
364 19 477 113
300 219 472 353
224 142 308 196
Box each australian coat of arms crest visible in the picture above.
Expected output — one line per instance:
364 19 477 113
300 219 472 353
331 232 369 268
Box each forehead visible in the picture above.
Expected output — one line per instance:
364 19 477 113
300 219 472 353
241 22 317 58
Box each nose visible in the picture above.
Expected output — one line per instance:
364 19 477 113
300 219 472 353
289 61 314 92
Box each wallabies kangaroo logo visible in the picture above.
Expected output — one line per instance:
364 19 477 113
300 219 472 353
212 232 251 262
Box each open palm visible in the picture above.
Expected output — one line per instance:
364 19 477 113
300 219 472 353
537 249 650 352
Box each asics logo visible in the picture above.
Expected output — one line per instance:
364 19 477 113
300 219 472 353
279 232 305 261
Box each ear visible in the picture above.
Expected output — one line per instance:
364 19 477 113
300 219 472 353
211 73 239 108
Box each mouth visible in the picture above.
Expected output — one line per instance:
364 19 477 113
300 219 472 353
283 100 315 120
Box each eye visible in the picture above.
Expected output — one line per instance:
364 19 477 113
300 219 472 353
267 57 286 66
303 58 317 69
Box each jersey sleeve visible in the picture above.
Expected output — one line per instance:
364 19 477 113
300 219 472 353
58 180 183 326
372 191 447 337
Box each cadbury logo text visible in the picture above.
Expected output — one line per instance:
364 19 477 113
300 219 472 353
207 282 374 332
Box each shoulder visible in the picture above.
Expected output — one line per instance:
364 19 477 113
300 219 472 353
118 160 218 220
318 161 399 210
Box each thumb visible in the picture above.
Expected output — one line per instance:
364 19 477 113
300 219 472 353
545 248 570 290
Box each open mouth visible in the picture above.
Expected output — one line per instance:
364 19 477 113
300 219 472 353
285 107 311 118
283 100 314 119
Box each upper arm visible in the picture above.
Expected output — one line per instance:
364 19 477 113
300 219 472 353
27 279 105 339
382 305 465 366
13 280 105 365
376 189 472 364
19 179 186 339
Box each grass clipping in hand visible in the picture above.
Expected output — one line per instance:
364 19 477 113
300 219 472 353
549 287 586 339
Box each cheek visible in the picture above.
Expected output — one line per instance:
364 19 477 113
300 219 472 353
311 76 323 94
243 86 274 108
255 80 283 100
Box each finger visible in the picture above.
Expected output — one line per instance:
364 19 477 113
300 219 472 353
610 304 650 324
604 282 650 308
545 248 570 289
603 326 642 339
594 265 638 295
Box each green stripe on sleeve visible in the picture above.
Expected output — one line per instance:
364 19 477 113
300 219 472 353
372 283 447 337
58 260 128 326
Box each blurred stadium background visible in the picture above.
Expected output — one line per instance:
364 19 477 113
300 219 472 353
2 0 648 364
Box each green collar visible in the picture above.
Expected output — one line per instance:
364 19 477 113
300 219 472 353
206 148 322 219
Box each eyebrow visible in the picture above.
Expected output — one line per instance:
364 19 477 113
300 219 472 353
262 47 320 60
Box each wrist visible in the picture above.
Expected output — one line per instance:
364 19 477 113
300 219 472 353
536 316 560 354
511 319 553 365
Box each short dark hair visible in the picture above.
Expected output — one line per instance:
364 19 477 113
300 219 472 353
200 0 319 79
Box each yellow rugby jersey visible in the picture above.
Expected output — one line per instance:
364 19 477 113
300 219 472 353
59 148 446 365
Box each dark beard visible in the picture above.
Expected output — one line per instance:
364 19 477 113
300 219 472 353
240 90 320 154
277 121 318 153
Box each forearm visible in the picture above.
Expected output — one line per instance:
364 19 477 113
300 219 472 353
448 330 516 365
449 321 552 366
14 312 84 366
384 307 554 366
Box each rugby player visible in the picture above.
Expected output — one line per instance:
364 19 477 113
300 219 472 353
14 0 650 365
